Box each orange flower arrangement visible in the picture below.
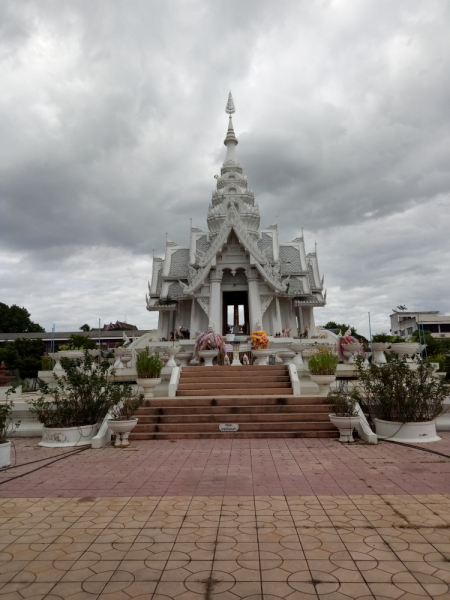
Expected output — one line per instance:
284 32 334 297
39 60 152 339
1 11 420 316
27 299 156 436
251 330 269 350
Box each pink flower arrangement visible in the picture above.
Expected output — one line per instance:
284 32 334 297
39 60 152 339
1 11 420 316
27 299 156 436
194 331 226 359
338 335 364 359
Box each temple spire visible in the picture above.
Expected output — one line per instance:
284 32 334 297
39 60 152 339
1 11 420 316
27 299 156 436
224 92 238 164
225 91 235 115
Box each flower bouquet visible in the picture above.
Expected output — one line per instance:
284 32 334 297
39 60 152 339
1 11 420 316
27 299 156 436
194 331 226 360
338 335 364 361
251 331 269 349
251 330 271 365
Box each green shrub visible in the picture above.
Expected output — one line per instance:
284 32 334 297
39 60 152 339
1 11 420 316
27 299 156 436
353 355 448 423
308 350 338 375
328 390 359 417
135 349 164 378
30 351 130 428
0 401 20 443
109 392 144 420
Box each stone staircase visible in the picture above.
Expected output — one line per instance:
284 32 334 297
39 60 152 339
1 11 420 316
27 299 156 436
177 365 293 396
130 366 338 440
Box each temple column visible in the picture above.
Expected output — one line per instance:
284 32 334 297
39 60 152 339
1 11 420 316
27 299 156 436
209 269 223 332
270 296 283 335
247 268 263 331
297 305 304 336
190 298 200 334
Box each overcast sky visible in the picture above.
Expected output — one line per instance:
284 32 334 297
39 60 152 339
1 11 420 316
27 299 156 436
1 0 449 337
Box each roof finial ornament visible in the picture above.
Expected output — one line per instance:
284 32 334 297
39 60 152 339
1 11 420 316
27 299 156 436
225 91 235 115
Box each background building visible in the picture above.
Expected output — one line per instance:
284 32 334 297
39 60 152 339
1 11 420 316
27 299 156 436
390 311 450 339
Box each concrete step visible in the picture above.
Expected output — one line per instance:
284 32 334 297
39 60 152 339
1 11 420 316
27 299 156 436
143 396 327 407
135 412 331 424
181 365 287 373
176 387 293 396
129 431 340 440
136 404 331 416
177 376 291 384
177 381 292 391
132 421 337 433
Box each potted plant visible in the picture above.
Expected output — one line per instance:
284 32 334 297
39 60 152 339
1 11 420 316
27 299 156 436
354 355 448 443
107 391 144 447
29 350 127 447
0 400 20 467
135 349 164 398
251 330 271 365
308 350 338 394
327 390 360 442
370 334 392 364
194 331 226 366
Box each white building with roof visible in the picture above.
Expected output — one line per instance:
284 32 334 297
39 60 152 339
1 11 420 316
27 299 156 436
146 94 326 339
390 311 450 339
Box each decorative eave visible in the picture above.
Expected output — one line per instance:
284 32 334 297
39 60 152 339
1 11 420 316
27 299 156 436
197 204 268 268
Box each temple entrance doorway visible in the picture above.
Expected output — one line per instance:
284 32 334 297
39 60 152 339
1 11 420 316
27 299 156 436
222 291 249 336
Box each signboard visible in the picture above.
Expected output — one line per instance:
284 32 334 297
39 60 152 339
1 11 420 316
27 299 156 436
219 423 239 432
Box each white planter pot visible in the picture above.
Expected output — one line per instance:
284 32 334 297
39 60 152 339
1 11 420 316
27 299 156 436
108 418 138 447
329 414 361 442
59 350 85 360
226 334 235 342
0 441 11 468
198 350 219 366
251 349 272 366
48 352 62 371
39 424 99 447
310 374 336 395
341 342 362 363
277 350 296 365
371 343 390 364
289 343 304 366
166 346 182 368
389 343 420 362
374 418 441 443
136 377 162 399
175 352 193 367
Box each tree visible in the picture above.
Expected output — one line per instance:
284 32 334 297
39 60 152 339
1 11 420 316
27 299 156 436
0 338 45 380
79 324 91 332
67 334 96 350
323 321 368 343
0 303 44 333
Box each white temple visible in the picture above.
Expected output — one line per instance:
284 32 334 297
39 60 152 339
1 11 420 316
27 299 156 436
146 93 327 340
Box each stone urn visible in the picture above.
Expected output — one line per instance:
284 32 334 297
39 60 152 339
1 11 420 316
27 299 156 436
175 351 193 367
48 352 62 371
371 343 390 364
198 349 219 366
113 348 129 368
165 345 182 368
341 342 362 363
288 343 304 366
108 418 138 447
309 374 336 395
388 343 420 362
329 415 361 442
136 377 162 399
277 350 295 365
251 349 272 366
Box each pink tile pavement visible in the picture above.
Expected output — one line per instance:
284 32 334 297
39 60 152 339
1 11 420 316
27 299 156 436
1 434 450 498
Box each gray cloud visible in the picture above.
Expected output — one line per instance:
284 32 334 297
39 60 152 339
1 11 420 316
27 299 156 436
0 0 449 332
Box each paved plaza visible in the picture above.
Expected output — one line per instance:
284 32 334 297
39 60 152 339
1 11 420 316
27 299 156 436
1 436 450 599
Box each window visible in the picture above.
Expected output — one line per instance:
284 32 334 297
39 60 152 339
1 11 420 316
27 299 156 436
407 327 413 335
440 324 450 333
400 329 405 336
421 323 439 333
